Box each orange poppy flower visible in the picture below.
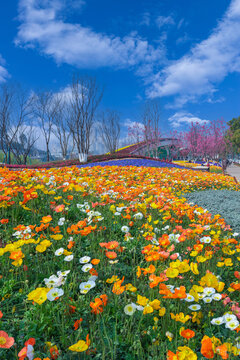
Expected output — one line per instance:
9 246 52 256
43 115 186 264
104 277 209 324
9 250 23 260
105 251 117 259
216 344 229 360
234 271 240 279
101 241 119 250
112 277 125 295
76 220 87 228
90 298 104 314
67 241 75 249
54 204 65 213
142 264 155 275
74 318 83 330
0 331 14 348
89 268 98 276
201 336 214 359
41 215 52 223
91 259 100 265
50 226 61 234
167 350 179 360
159 234 170 248
100 294 108 306
80 225 96 236
180 329 195 339
136 266 141 278
50 345 59 359
0 218 8 224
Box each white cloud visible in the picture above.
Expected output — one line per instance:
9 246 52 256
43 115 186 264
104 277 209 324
16 0 164 70
124 118 145 131
155 15 175 28
0 55 8 82
168 112 209 128
148 0 240 106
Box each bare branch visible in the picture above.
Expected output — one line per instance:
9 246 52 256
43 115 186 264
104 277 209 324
98 110 121 154
68 75 103 162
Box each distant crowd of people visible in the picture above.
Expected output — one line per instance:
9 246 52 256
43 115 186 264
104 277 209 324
187 158 232 172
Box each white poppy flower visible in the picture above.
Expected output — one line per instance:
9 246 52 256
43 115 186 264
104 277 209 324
124 303 136 315
162 225 169 230
203 297 212 304
55 248 64 256
184 294 195 302
81 264 93 272
212 293 222 301
80 289 89 294
79 256 91 264
47 288 64 301
223 313 237 323
121 226 129 233
133 212 143 220
225 320 239 330
203 287 216 296
211 317 224 325
44 275 63 288
79 281 96 290
64 255 74 262
57 270 70 277
188 304 201 311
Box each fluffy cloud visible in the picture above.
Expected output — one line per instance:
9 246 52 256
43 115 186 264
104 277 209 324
148 0 240 106
168 112 209 128
15 0 164 70
124 118 145 130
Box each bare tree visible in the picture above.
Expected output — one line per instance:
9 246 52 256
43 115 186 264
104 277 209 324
99 110 120 154
33 91 61 162
68 75 103 162
0 84 34 164
11 123 39 164
142 100 161 158
52 95 75 160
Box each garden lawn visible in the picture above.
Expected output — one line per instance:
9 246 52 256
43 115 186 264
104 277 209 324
0 165 240 359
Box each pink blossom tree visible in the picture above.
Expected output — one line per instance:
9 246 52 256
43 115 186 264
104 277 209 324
170 119 231 161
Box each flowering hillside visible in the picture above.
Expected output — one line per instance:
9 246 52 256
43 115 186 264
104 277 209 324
0 166 240 359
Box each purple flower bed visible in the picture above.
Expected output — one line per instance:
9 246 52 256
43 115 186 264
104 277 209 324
78 158 188 169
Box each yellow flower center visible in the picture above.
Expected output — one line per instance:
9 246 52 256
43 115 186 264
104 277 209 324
0 337 7 345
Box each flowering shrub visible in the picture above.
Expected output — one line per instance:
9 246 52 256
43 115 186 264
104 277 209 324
0 165 240 359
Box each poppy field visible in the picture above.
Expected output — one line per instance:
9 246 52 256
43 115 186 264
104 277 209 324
0 165 240 359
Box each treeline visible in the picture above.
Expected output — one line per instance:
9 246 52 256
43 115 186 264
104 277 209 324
0 75 121 164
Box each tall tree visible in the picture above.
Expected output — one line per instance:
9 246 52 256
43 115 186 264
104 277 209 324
33 91 61 162
52 95 73 160
0 83 34 164
11 122 39 164
142 100 161 157
99 110 120 154
227 116 240 154
68 75 103 162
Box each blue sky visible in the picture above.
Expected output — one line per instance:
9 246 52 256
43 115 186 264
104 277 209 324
1 0 240 149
